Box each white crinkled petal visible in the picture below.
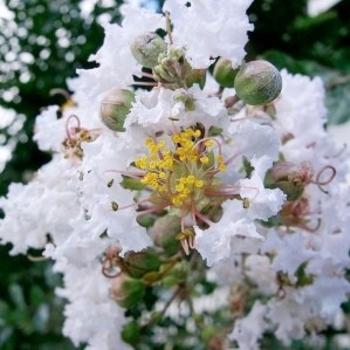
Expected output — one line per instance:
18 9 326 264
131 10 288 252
245 255 277 295
74 5 164 99
0 157 82 254
80 135 152 252
195 200 263 266
230 301 268 350
262 231 316 279
163 0 254 68
274 70 327 144
266 297 310 344
126 85 228 133
239 156 286 220
55 260 131 350
125 88 176 132
34 105 66 152
296 276 350 320
229 119 280 161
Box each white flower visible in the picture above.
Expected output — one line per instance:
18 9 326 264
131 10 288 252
2 0 350 348
274 70 327 161
80 134 152 253
261 231 316 279
245 255 277 295
56 260 131 350
126 85 228 133
34 105 66 152
74 5 164 99
230 301 268 350
0 157 82 254
163 0 254 68
194 200 263 266
239 156 286 220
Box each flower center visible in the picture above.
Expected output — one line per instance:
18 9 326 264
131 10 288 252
134 128 227 212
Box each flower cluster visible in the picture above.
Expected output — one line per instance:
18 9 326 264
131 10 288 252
1 0 350 349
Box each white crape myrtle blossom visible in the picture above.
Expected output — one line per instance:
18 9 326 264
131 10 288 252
163 0 254 68
0 156 82 254
225 72 350 349
74 4 164 101
52 248 131 350
1 1 350 349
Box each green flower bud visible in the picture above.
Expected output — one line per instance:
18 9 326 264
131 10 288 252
186 69 207 89
122 248 161 279
121 321 141 346
152 48 193 89
130 32 167 69
110 274 145 309
275 180 304 201
99 88 135 131
213 58 239 88
150 214 181 255
265 162 305 200
234 60 282 105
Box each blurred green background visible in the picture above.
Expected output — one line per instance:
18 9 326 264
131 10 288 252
0 0 349 348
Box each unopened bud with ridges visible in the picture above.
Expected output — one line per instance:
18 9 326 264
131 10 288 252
153 48 193 89
122 248 161 279
130 32 167 69
110 274 145 309
213 58 239 88
99 88 135 131
150 214 181 255
234 60 282 105
265 162 305 201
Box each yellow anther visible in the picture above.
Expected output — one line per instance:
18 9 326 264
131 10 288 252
219 163 227 172
160 157 173 169
177 147 185 154
205 139 214 147
149 145 159 154
193 130 201 138
159 172 166 179
149 160 157 169
171 134 181 143
217 155 224 163
183 140 194 148
195 180 204 188
200 156 209 164
186 175 196 184
145 138 154 147
158 140 166 148
175 183 185 192
135 156 148 169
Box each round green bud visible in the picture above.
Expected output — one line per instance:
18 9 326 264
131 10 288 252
266 162 305 200
130 32 167 69
150 214 181 255
122 248 161 279
110 274 145 309
121 321 141 346
234 60 282 105
99 88 135 131
213 58 239 88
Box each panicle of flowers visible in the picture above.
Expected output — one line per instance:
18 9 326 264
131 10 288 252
1 1 350 349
